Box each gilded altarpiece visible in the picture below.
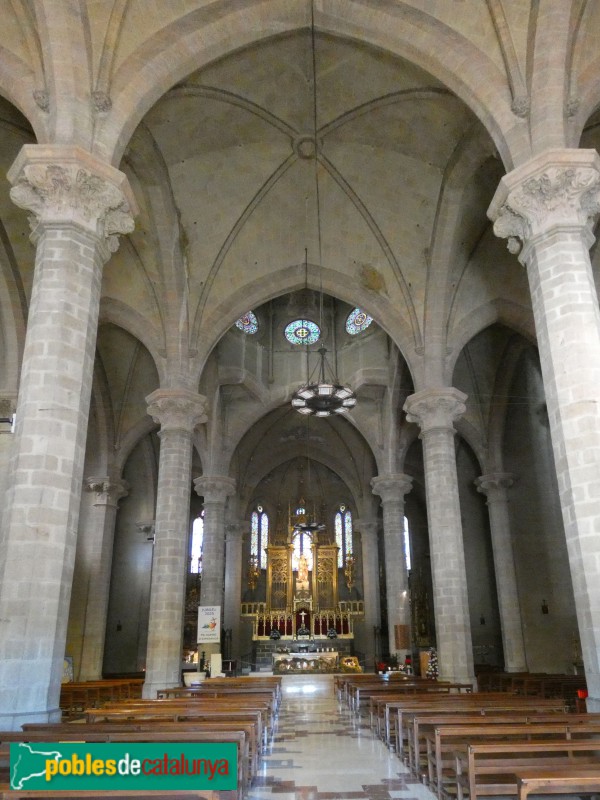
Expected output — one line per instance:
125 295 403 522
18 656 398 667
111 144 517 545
242 526 364 640
315 546 337 609
266 545 293 610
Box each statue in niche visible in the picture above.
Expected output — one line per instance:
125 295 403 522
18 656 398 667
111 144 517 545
295 553 310 598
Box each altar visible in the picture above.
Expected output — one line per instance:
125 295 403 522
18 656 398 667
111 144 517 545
241 505 364 649
272 651 338 674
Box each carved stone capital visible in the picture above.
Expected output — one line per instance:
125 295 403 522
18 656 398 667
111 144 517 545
511 95 530 118
488 149 600 255
355 519 378 540
146 388 208 433
371 473 413 505
194 475 236 504
32 89 49 112
136 520 155 537
0 395 17 419
226 521 248 541
92 91 112 112
86 476 129 507
404 387 467 432
475 472 514 502
7 145 137 253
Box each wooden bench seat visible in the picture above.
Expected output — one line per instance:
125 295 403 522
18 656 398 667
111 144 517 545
425 721 600 798
454 738 600 800
391 696 567 754
410 712 581 778
90 697 273 742
413 713 600 789
59 680 144 716
368 683 474 730
515 765 600 800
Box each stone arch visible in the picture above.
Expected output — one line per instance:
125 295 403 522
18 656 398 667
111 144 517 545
99 297 166 385
95 1 525 169
192 264 419 388
445 299 536 383
0 46 46 142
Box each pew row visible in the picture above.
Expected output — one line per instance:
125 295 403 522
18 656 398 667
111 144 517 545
454 738 600 800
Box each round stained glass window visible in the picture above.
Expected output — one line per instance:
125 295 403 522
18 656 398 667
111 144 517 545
346 307 373 335
235 311 258 334
346 308 373 336
284 319 320 345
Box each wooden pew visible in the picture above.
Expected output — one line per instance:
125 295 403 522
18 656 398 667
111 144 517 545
384 693 528 749
93 696 274 742
390 695 566 754
454 738 600 800
515 766 600 800
407 703 600 775
153 686 279 725
161 677 283 709
59 679 144 716
22 717 260 783
425 720 600 798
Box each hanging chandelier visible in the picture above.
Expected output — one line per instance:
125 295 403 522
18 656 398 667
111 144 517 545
290 3 357 418
291 346 357 416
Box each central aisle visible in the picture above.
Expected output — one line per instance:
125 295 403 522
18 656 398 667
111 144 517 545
249 675 437 800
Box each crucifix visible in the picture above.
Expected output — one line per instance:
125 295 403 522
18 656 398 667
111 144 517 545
299 610 307 627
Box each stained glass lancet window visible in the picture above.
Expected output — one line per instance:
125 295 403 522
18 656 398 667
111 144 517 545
346 307 373 335
403 515 412 571
251 505 269 569
284 319 320 345
190 512 204 573
235 311 258 334
335 504 353 567
293 530 313 571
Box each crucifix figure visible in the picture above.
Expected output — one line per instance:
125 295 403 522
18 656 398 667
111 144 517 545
300 610 307 627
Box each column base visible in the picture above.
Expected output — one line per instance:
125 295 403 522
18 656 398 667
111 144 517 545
585 695 600 713
0 707 61 732
142 679 180 700
439 670 476 688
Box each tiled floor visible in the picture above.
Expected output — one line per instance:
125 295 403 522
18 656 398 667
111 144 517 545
248 675 436 800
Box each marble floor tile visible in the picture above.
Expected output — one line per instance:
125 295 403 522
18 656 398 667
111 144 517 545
247 676 437 800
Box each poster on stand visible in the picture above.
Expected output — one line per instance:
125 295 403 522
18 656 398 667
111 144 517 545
197 605 221 643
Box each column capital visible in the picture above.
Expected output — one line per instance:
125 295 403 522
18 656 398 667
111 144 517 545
475 472 514 501
136 520 155 536
7 145 138 253
226 521 249 540
194 475 236 504
371 473 413 504
488 148 600 257
85 476 129 507
146 388 208 433
404 387 467 432
355 518 378 540
0 395 17 419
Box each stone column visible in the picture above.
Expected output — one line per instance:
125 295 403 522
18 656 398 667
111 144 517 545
142 389 207 699
355 518 380 671
76 476 129 680
371 473 413 661
194 476 236 661
404 388 475 684
488 149 600 709
223 521 246 662
475 473 527 673
0 145 136 729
